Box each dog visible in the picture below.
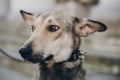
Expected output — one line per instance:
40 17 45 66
18 10 107 80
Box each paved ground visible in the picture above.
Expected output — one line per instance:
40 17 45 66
86 69 120 80
0 66 120 80
0 66 31 80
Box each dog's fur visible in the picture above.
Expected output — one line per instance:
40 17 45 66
19 10 107 80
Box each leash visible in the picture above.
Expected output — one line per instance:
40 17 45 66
0 48 25 62
0 48 86 63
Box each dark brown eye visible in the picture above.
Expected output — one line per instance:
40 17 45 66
48 25 60 32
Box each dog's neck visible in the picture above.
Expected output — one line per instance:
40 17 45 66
37 49 86 80
39 62 81 80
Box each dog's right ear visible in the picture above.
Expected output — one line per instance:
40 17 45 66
73 18 107 37
20 10 35 26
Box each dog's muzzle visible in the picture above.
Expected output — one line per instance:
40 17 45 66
19 47 53 63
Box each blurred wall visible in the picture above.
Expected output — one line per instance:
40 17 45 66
11 0 55 13
0 0 10 18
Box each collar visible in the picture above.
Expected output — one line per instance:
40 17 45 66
67 49 86 62
41 49 86 65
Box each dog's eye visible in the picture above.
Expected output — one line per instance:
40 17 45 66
48 25 60 32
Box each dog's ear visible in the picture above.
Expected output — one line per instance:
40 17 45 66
74 18 107 37
20 10 35 26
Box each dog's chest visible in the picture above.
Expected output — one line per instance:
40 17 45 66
38 62 81 80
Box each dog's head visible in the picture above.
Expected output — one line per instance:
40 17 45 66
19 10 107 63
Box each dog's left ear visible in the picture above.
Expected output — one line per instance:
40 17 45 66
74 18 107 37
20 10 35 26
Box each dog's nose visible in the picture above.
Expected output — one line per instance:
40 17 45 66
19 47 32 56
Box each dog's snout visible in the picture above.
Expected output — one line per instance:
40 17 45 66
19 47 32 56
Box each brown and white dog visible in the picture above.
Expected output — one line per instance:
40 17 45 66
19 10 107 80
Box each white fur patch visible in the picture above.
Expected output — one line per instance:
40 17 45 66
53 33 73 62
82 18 88 25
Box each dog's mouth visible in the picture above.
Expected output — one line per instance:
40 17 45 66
21 54 53 63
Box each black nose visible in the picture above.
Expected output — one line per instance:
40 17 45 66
19 47 32 56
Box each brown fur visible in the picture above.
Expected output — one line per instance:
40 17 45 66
19 10 107 80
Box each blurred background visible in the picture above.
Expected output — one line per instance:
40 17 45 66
0 0 120 80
